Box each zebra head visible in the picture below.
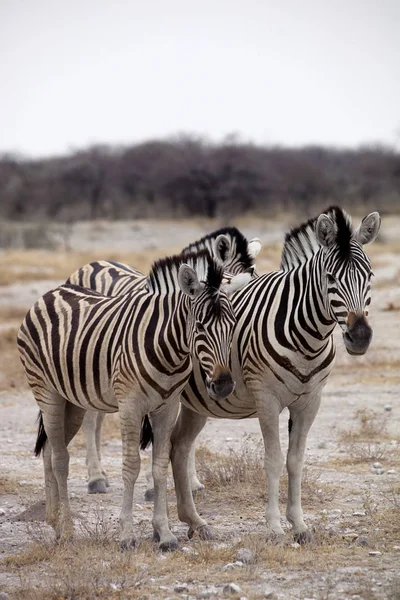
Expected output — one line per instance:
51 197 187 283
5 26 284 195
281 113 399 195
183 228 262 276
212 232 262 275
315 208 381 355
178 257 250 400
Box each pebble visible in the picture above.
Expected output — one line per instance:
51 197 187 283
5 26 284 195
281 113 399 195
343 533 359 540
353 510 366 517
356 536 369 547
264 592 277 599
0 508 5 516
328 509 342 515
198 587 218 598
368 551 382 556
291 542 301 549
181 546 198 556
223 583 242 595
372 462 382 469
392 546 400 551
387 469 396 475
222 563 237 571
174 584 188 593
384 404 392 411
225 437 234 442
235 548 255 564
0 593 9 600
372 467 385 475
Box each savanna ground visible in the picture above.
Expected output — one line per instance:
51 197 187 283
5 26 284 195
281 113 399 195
0 216 399 600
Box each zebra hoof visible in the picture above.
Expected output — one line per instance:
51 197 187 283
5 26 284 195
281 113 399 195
159 538 179 552
191 484 205 498
120 536 138 551
152 530 160 542
144 488 155 502
88 479 107 494
293 530 313 545
187 525 214 540
102 472 110 488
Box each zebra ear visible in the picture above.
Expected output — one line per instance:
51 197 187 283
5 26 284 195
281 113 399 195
248 238 262 259
315 214 338 248
214 234 231 263
354 212 381 245
221 272 252 298
178 264 203 298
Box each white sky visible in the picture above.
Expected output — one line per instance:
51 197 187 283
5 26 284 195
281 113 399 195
1 0 399 157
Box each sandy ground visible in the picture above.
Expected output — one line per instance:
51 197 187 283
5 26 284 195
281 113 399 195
0 218 399 599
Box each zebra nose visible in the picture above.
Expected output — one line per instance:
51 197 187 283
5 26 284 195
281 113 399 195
344 313 373 355
207 368 235 400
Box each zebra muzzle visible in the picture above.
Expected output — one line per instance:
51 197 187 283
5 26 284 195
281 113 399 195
343 313 373 355
206 367 236 400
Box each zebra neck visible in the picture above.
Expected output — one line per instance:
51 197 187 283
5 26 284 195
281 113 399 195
294 256 336 355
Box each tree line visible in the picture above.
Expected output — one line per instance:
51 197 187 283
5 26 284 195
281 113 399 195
0 137 399 221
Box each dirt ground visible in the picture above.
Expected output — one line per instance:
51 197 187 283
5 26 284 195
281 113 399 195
0 217 399 600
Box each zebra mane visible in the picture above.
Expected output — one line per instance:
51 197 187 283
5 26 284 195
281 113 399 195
147 249 224 295
280 206 353 270
182 227 255 270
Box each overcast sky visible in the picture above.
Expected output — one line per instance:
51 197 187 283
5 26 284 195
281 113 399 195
1 0 399 157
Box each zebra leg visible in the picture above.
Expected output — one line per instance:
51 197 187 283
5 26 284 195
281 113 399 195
188 442 204 494
95 412 109 487
150 403 180 551
144 408 204 501
144 457 155 502
286 394 322 543
256 394 285 540
41 398 85 541
43 440 59 530
118 398 142 550
83 411 107 494
171 405 213 540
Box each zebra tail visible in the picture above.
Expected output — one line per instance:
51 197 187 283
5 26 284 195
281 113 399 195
34 411 47 456
140 414 154 450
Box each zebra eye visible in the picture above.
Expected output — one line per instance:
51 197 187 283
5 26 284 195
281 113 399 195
327 273 336 284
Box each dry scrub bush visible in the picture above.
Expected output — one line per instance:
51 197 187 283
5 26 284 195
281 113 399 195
195 436 338 512
339 408 392 463
195 435 265 499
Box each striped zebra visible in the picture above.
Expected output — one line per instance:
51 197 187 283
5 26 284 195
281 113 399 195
142 207 381 542
17 250 250 550
66 228 262 494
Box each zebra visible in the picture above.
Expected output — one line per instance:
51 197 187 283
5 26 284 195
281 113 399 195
141 207 381 543
17 250 250 550
66 227 262 494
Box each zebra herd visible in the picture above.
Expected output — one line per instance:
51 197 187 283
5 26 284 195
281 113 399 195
17 206 381 550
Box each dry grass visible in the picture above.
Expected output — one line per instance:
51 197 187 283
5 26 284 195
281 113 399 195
0 247 181 287
2 452 399 600
0 476 21 495
383 302 400 312
4 505 400 600
337 408 398 465
195 438 338 513
0 325 27 391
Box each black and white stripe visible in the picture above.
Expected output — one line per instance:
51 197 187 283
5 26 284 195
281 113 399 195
168 207 381 542
65 227 261 494
18 249 243 550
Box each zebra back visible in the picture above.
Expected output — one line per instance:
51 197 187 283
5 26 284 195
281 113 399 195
18 249 243 415
181 206 381 418
66 228 261 298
